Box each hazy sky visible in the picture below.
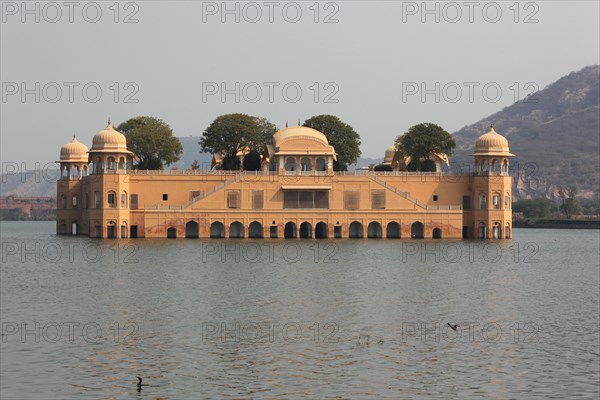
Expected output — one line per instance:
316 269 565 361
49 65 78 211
1 0 599 167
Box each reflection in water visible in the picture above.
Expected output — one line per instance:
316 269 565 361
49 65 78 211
1 222 599 399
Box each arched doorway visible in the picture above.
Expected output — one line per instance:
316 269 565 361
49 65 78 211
284 222 296 238
411 222 424 239
167 227 177 238
349 221 363 238
300 222 312 238
186 221 199 238
315 222 328 238
493 223 501 239
505 223 511 239
229 221 244 238
248 221 263 238
432 228 442 239
386 222 400 239
479 223 487 239
210 221 225 238
367 222 382 238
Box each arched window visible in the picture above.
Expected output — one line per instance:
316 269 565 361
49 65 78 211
61 195 67 209
492 159 500 173
62 166 68 178
479 194 487 209
107 157 116 170
94 191 101 208
82 165 88 177
118 157 126 170
300 157 312 171
107 191 116 208
505 223 511 239
285 157 296 172
316 157 326 171
121 191 127 208
493 193 501 209
481 160 489 174
72 195 78 208
505 194 510 209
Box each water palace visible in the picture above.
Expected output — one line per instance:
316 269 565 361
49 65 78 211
56 124 514 239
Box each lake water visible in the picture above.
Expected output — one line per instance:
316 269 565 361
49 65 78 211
1 221 599 399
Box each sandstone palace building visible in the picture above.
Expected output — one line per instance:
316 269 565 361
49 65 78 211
56 124 514 239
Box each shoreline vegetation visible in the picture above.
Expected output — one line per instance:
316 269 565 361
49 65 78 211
512 218 600 229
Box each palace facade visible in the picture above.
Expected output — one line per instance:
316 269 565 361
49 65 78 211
56 124 514 239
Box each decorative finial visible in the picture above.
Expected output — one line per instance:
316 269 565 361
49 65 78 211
490 122 493 129
285 120 288 128
72 132 76 139
108 117 111 125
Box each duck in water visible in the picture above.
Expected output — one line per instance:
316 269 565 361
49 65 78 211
136 376 148 391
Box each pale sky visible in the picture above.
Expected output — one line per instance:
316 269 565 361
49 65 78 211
1 0 599 167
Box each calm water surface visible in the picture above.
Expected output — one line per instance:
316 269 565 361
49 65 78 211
1 221 599 399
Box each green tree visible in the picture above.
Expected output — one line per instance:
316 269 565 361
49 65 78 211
200 114 276 170
255 117 278 151
513 198 552 218
117 116 183 170
395 123 455 171
303 115 361 171
559 187 581 219
374 164 393 171
243 150 262 171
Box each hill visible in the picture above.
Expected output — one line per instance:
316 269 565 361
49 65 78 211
451 65 600 200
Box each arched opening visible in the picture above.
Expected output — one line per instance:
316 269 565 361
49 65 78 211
386 222 401 239
229 221 244 238
121 222 127 238
121 191 127 208
505 223 511 239
493 193 501 209
502 159 509 174
107 222 117 239
316 157 326 171
411 222 424 239
285 157 296 172
284 222 297 238
479 194 487 209
300 157 312 172
349 221 363 238
300 222 312 238
315 222 328 238
479 223 487 239
59 220 67 235
82 165 88 176
107 156 116 170
248 221 263 238
60 195 67 209
71 221 78 235
367 221 382 238
107 191 116 208
210 221 225 238
432 228 442 239
118 157 126 170
185 221 199 238
491 159 500 173
167 227 177 238
493 223 501 239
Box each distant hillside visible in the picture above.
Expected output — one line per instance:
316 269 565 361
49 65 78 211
451 65 600 200
170 136 212 170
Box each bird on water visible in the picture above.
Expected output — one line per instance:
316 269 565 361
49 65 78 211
446 323 458 331
136 376 148 391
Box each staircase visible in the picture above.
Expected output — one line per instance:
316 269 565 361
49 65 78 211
368 175 456 210
180 174 240 210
